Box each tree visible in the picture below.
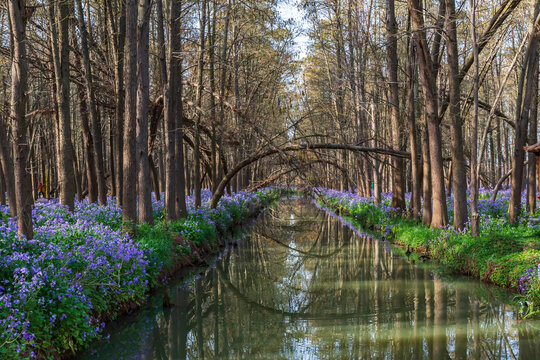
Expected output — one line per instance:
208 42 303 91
75 0 107 205
122 0 138 231
408 0 448 228
49 0 76 210
508 3 540 224
386 0 405 212
445 0 467 230
8 0 33 240
136 0 153 224
469 0 480 236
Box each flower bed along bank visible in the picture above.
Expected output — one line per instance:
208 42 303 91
0 187 283 359
313 188 540 318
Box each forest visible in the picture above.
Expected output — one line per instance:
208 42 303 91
1 0 540 358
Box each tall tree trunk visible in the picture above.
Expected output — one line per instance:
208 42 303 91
387 0 405 212
0 164 5 206
136 0 153 224
469 0 480 236
371 102 381 204
0 114 17 216
76 76 98 203
218 0 231 194
509 4 540 223
208 0 218 192
107 0 126 206
408 0 448 228
446 0 467 230
9 0 33 240
527 73 538 214
173 3 188 219
122 0 138 231
406 27 420 220
164 0 183 220
194 0 208 207
76 0 107 205
422 128 432 225
136 0 154 224
50 0 76 210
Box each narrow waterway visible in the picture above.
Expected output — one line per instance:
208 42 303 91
80 199 540 359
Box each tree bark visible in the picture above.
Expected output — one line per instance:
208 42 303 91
136 0 153 224
527 71 538 214
9 0 33 240
406 26 420 220
509 4 540 223
76 75 98 203
446 0 467 230
0 113 17 216
387 0 405 212
408 0 448 228
122 0 138 231
106 0 126 206
469 0 480 236
76 0 107 205
422 128 432 226
50 0 76 210
194 0 208 207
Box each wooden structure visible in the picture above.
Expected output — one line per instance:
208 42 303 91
524 142 540 208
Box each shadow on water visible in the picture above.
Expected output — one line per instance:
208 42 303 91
79 199 540 359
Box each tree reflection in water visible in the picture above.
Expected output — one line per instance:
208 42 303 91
80 199 540 360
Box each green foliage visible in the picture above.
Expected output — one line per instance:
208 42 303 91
136 223 174 284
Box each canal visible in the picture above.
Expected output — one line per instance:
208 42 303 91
80 199 540 359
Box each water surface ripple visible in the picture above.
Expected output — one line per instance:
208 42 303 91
80 199 540 359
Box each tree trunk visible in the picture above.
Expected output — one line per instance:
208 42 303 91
509 4 540 223
107 0 126 206
76 77 98 203
122 0 138 231
76 0 107 205
173 4 188 219
194 0 208 207
208 0 218 192
0 114 17 216
0 164 5 206
9 0 33 240
408 0 448 228
446 0 467 230
387 0 405 212
422 128 432 226
164 0 179 220
527 72 538 214
470 0 480 236
136 0 153 224
406 27 420 220
371 103 381 204
50 0 76 210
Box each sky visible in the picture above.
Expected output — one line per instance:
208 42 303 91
276 0 310 59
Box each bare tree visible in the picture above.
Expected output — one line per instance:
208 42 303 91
122 0 138 231
136 0 153 224
49 0 76 210
508 3 540 224
8 0 33 240
408 0 448 228
446 0 467 230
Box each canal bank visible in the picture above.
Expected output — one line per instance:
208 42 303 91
312 188 540 318
79 199 539 359
0 188 289 360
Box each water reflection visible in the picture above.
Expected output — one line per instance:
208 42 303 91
80 199 540 359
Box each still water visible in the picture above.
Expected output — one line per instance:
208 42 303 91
80 199 540 359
